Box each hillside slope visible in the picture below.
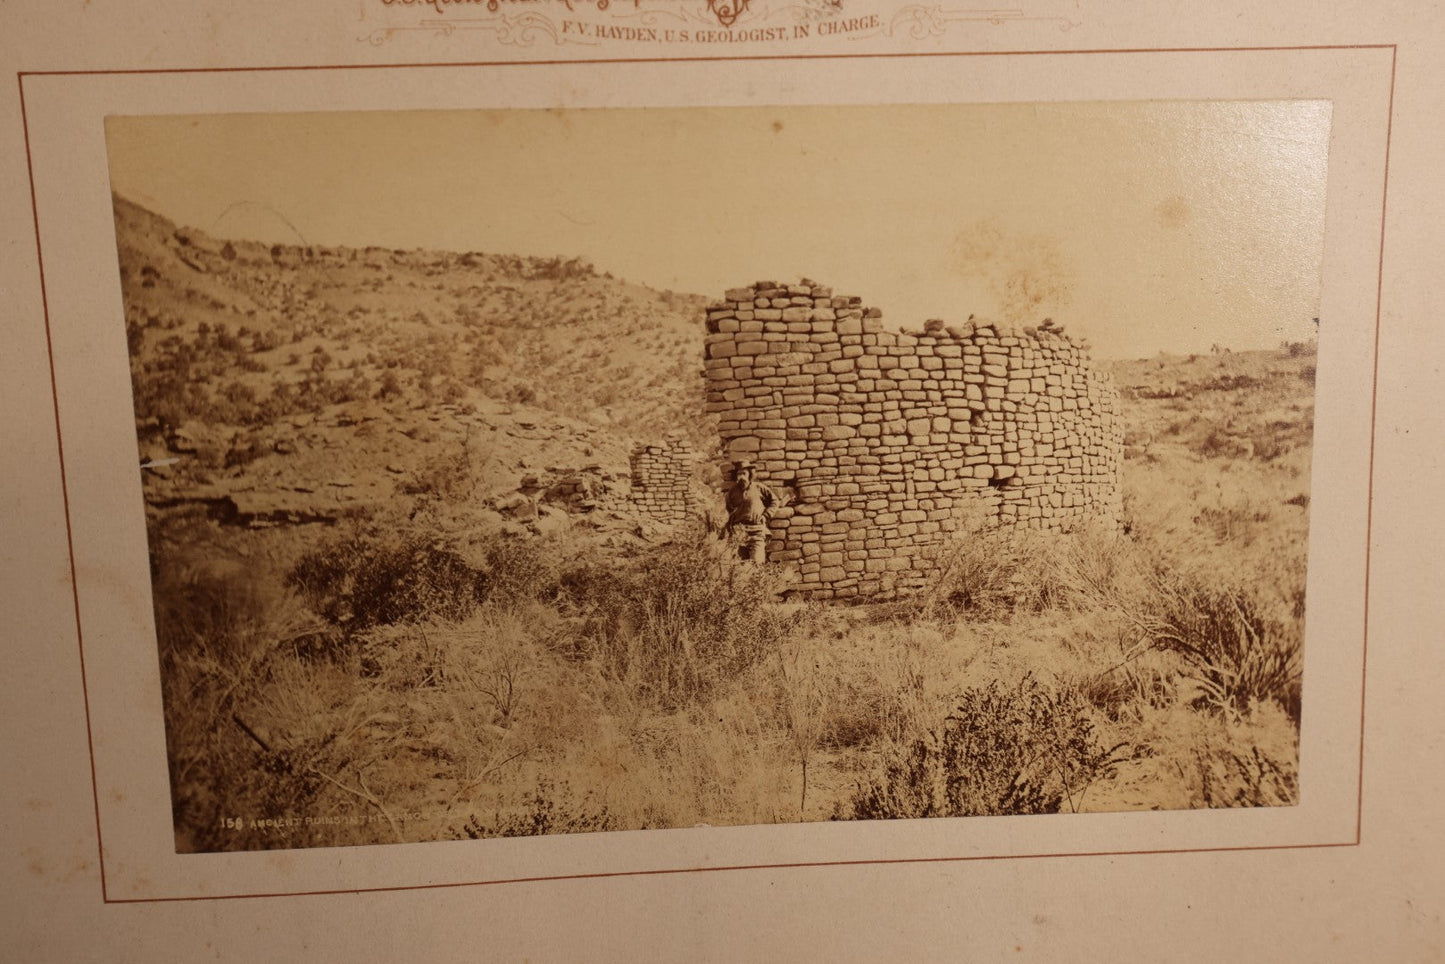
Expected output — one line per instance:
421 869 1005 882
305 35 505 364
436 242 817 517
115 194 714 531
117 195 1317 849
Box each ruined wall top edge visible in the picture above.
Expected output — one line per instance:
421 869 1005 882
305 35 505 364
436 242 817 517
710 280 1093 354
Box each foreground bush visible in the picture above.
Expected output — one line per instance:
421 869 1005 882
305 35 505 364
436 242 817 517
1196 744 1299 808
288 530 486 632
914 504 1134 621
561 536 804 710
1149 579 1302 726
849 675 1125 819
915 519 1059 618
151 559 342 850
456 779 615 839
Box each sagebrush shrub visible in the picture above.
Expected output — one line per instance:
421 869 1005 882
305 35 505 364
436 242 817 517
916 514 1059 619
288 531 486 632
918 513 1126 620
560 536 801 709
150 558 336 850
850 675 1125 819
1151 580 1302 725
1195 745 1299 808
152 555 331 670
456 779 614 838
479 535 565 604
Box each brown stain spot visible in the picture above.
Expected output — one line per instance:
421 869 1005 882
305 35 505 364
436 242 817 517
26 798 52 810
61 859 94 883
29 859 45 877
110 788 125 804
70 561 149 633
268 853 296 875
772 120 784 133
1156 194 1192 229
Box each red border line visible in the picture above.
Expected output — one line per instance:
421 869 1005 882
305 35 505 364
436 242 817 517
16 42 1394 905
16 73 111 903
104 839 1357 904
1354 44 1397 846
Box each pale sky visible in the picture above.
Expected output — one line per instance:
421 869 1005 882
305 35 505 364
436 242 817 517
105 101 1330 358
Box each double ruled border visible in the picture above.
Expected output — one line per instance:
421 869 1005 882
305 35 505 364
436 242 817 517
17 43 1396 903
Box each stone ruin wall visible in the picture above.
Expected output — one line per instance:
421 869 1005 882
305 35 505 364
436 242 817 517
629 436 695 524
704 281 1124 600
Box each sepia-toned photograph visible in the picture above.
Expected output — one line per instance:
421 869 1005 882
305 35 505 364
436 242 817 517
105 101 1328 853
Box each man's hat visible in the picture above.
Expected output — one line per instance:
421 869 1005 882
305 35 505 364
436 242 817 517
733 459 755 472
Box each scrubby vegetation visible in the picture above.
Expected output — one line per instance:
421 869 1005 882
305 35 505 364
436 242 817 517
121 195 1312 851
116 193 710 452
153 443 1307 851
850 675 1127 819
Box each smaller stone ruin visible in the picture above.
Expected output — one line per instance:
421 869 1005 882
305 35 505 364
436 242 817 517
629 435 695 524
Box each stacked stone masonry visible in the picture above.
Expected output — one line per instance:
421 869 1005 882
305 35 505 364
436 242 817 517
704 281 1124 600
630 435 695 524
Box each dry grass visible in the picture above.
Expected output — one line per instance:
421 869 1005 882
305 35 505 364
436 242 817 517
127 207 1314 849
153 457 1306 850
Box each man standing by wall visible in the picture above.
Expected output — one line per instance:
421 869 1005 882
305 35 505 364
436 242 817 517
722 459 781 563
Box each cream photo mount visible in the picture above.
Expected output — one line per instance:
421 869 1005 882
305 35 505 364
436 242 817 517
18 44 1393 902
